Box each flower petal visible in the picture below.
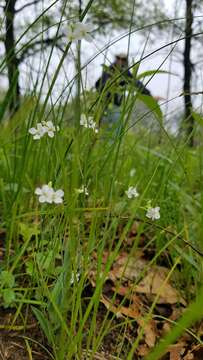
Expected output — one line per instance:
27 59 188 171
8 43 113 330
29 127 37 135
53 197 63 204
47 131 55 138
39 195 47 203
35 187 42 195
55 189 64 197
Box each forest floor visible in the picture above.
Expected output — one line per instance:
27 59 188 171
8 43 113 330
0 221 202 360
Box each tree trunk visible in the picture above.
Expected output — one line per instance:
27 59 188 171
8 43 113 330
4 0 20 113
183 0 194 146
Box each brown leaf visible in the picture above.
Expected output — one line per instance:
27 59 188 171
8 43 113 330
137 344 150 357
184 345 203 360
168 343 186 360
101 252 186 305
162 322 172 335
170 307 184 321
100 295 140 319
112 286 144 309
135 267 186 305
110 253 146 282
137 318 157 348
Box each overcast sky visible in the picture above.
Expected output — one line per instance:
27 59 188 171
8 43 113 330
1 0 203 127
80 0 185 121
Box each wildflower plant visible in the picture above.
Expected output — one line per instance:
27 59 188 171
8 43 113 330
146 206 160 220
43 121 59 138
35 183 64 204
75 185 89 196
67 22 94 43
1 1 200 358
28 123 46 140
125 186 139 199
29 121 59 140
80 114 98 133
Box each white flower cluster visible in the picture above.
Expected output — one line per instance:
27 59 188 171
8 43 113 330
67 22 94 43
80 114 98 133
125 186 139 199
125 185 160 220
35 184 64 204
29 121 59 140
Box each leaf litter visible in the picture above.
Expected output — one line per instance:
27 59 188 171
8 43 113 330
88 239 203 358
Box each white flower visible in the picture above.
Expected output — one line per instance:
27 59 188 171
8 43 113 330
146 206 160 221
67 22 94 42
75 185 89 196
51 189 64 204
35 184 64 204
80 114 98 133
130 168 136 177
29 121 59 140
29 123 46 140
125 186 139 199
35 184 54 203
43 121 59 138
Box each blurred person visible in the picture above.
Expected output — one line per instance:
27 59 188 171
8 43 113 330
95 53 151 107
95 53 163 131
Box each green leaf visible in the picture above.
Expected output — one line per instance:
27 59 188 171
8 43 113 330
146 286 203 360
32 307 53 344
0 271 15 288
2 288 16 307
19 222 40 242
36 250 54 271
131 63 140 78
25 260 34 277
136 93 163 123
136 69 175 80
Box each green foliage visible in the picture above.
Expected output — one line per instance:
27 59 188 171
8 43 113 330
146 287 203 360
2 288 16 307
192 111 203 127
0 1 202 358
62 0 166 34
136 93 163 123
0 271 15 308
32 307 54 344
136 69 175 80
0 271 15 288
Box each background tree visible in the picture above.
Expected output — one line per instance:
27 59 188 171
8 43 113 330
4 0 20 112
183 0 194 146
164 0 203 145
0 0 66 114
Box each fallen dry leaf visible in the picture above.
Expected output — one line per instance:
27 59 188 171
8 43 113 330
162 322 172 335
109 253 147 282
100 294 140 319
135 267 186 305
184 345 203 360
88 250 187 355
104 252 186 305
112 285 144 310
137 344 150 357
168 343 186 360
137 318 157 348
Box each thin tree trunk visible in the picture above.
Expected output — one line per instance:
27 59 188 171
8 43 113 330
183 0 194 146
4 0 20 113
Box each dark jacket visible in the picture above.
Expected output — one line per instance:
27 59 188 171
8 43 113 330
95 63 151 106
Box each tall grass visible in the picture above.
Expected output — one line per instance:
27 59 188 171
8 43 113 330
0 1 203 359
